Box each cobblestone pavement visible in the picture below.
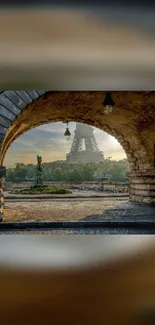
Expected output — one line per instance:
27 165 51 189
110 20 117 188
82 201 155 222
3 198 127 222
3 198 155 223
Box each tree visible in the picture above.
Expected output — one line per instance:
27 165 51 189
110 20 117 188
14 163 28 180
53 167 63 181
6 159 129 183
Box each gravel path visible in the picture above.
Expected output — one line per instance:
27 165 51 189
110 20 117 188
1 228 155 235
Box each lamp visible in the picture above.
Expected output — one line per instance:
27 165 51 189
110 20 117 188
64 122 71 140
103 92 115 114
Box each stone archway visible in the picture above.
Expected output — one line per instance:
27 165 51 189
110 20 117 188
0 91 155 220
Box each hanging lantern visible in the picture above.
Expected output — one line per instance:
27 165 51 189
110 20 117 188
103 92 115 114
64 122 71 140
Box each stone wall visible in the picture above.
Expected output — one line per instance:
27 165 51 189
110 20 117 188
0 166 6 221
129 170 155 203
5 181 129 193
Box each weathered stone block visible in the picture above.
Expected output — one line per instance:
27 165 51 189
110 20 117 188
130 184 155 190
0 105 16 121
130 178 155 184
0 95 21 115
37 91 46 96
0 134 4 142
129 195 155 204
27 91 40 100
4 91 26 110
15 91 33 104
130 189 155 197
0 115 12 128
129 170 155 203
0 126 7 135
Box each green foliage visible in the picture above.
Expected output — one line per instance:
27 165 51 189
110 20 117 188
6 159 129 184
6 163 35 182
32 184 44 189
11 186 72 195
94 159 129 183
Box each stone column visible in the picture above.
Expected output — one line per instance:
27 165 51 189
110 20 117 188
0 166 6 221
128 170 155 203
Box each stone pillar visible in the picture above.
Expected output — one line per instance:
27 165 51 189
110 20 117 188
0 166 6 221
128 170 155 203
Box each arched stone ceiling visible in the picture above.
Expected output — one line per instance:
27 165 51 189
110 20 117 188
0 91 155 172
0 90 46 147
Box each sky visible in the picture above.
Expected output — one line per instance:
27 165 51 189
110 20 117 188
4 122 126 168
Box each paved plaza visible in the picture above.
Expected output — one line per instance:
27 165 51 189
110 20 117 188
3 197 155 223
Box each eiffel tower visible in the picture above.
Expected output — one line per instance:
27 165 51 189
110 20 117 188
66 123 104 163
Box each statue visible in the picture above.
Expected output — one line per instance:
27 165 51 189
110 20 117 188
35 155 43 186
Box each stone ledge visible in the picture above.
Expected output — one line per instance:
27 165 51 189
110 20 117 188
128 170 155 177
1 220 155 229
130 179 155 184
130 189 155 196
130 195 155 203
130 184 155 190
4 193 129 200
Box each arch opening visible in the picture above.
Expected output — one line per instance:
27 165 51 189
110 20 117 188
4 121 130 223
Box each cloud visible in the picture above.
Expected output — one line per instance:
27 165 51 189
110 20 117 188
4 122 126 167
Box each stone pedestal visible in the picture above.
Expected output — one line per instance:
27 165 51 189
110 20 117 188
0 166 6 221
128 170 155 203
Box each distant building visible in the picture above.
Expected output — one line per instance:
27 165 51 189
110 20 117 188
66 123 104 163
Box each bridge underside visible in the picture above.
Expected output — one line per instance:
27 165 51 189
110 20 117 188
0 91 155 221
